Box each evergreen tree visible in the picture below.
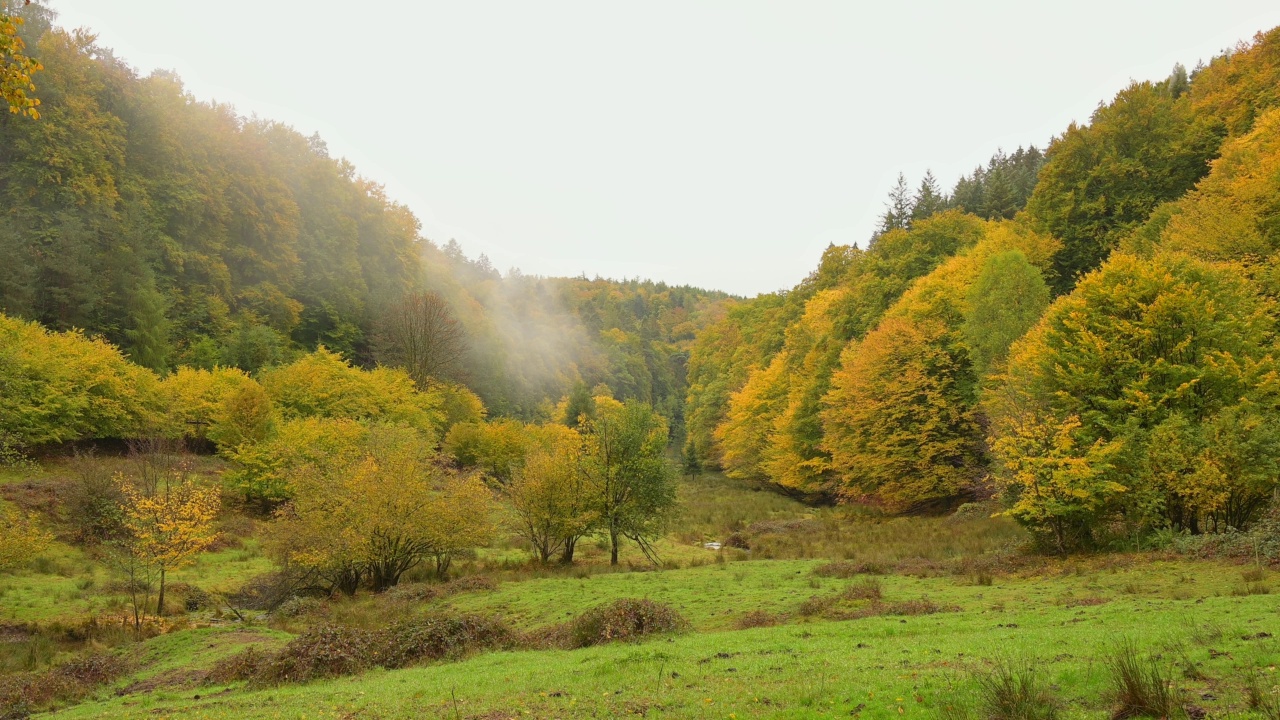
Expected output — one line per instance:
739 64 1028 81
879 173 914 233
911 170 947 222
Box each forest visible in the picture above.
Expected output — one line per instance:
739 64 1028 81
686 34 1280 551
3 2 1280 718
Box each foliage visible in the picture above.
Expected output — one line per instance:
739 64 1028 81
581 399 678 565
505 424 596 563
1024 76 1224 292
989 252 1280 546
822 316 983 511
225 416 367 509
0 313 161 446
963 250 1051 378
260 347 443 436
158 366 272 449
266 424 494 593
711 212 985 491
0 502 51 573
443 418 534 484
0 9 41 118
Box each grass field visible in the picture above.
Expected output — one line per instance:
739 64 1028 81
37 556 1280 719
3 465 1279 719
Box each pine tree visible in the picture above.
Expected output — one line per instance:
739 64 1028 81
911 170 947 222
879 173 915 233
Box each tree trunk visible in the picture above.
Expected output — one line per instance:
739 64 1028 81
560 537 577 564
156 568 166 616
610 527 620 565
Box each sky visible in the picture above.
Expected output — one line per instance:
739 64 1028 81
42 1 1280 297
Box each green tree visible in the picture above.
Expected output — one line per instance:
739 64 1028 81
1025 81 1223 292
582 399 677 565
962 250 1051 378
879 172 914 233
989 252 1280 542
911 170 947 222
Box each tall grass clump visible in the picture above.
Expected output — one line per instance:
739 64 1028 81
1108 640 1184 719
973 657 1060 720
1246 668 1280 719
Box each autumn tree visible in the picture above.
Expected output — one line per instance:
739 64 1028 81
268 424 494 593
821 316 982 511
0 314 162 446
226 416 368 510
0 9 41 118
1024 81 1223 292
506 424 596 563
443 418 534 484
0 503 51 573
116 471 221 618
260 347 444 436
989 252 1280 544
376 291 468 387
581 399 677 565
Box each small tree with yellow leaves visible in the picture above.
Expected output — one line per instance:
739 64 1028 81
116 473 221 624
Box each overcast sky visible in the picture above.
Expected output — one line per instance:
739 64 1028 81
44 1 1280 297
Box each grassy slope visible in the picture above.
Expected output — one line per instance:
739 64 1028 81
44 558 1280 719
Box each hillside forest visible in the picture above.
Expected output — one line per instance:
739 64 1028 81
4 3 1280 718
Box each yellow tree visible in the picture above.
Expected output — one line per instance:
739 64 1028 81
269 424 495 593
117 473 221 619
1 11 41 118
0 503 51 573
506 425 597 563
821 316 983 511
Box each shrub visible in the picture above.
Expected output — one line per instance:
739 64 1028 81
1108 640 1183 720
973 657 1060 720
259 625 379 684
564 599 688 648
273 596 327 619
227 571 304 613
0 314 162 446
259 348 442 435
0 653 129 717
64 454 125 545
735 610 781 629
379 614 516 668
842 578 883 600
204 645 269 686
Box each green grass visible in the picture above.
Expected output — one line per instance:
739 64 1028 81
7 463 1279 719
41 556 1280 719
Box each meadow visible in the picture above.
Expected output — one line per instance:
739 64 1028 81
3 460 1278 720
